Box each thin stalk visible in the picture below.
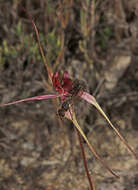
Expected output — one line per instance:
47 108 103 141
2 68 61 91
21 7 53 83
76 128 96 190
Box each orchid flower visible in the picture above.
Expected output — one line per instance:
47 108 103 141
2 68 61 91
1 70 137 178
0 7 137 186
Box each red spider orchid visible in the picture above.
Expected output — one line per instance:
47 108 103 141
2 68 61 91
1 70 137 178
0 7 137 190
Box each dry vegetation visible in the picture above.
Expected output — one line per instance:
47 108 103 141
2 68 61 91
0 0 138 189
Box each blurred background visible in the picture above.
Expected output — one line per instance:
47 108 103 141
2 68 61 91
0 0 138 189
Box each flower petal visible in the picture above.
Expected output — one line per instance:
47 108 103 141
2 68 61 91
63 71 69 79
80 92 95 105
0 94 63 107
68 111 119 178
81 92 138 159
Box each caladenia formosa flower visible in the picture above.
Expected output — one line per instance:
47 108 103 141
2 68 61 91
1 7 137 183
1 71 137 178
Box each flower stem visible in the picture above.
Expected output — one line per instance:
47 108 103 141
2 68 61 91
76 128 96 190
21 6 53 83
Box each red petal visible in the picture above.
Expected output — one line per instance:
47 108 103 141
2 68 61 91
52 71 73 95
0 94 63 107
62 72 73 92
52 72 63 93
